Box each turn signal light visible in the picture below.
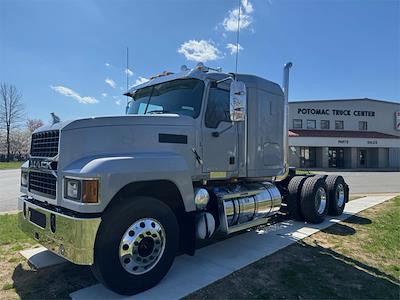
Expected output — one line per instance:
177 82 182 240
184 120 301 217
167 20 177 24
82 180 99 203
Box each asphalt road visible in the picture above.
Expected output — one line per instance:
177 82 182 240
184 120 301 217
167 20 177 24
0 169 21 213
0 169 399 213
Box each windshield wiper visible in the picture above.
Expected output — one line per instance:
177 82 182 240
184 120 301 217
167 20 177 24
147 110 175 114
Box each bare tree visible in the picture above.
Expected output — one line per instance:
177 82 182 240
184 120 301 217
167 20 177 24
26 118 44 134
0 83 25 161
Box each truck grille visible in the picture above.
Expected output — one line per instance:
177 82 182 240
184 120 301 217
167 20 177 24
30 130 60 157
29 171 57 199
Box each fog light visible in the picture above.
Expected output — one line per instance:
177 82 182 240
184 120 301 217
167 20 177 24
82 180 99 203
64 178 81 200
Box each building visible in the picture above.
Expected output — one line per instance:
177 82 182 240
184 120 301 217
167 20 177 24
288 98 400 170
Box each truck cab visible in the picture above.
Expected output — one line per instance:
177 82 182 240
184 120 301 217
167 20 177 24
18 63 349 295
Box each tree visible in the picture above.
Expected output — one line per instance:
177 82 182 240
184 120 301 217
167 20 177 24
26 119 44 134
0 83 25 161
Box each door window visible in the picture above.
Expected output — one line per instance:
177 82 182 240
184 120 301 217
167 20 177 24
205 88 230 128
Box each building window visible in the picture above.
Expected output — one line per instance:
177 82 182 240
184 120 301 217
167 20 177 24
300 147 316 168
335 120 344 130
307 120 316 129
321 120 330 130
293 119 302 129
359 121 368 131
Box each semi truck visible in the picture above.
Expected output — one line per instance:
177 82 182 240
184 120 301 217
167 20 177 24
18 62 349 295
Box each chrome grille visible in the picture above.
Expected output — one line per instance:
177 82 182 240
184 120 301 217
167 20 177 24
29 171 57 199
30 130 60 157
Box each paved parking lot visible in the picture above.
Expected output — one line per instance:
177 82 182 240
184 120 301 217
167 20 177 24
0 169 399 212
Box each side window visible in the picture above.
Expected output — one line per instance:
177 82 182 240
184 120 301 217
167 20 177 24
205 88 230 128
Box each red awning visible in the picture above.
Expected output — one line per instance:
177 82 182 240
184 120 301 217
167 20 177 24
288 130 400 139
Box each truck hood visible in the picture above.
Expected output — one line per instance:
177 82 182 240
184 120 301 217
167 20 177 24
35 114 195 133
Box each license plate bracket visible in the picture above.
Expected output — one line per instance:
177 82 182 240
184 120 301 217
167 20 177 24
29 208 46 228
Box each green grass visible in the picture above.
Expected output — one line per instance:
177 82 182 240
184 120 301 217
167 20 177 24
2 282 14 291
0 161 24 170
295 169 317 175
0 214 35 255
361 196 400 277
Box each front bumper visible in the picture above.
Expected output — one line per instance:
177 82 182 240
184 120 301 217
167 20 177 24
18 195 101 265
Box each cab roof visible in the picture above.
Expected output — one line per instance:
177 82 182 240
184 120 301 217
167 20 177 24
127 68 283 97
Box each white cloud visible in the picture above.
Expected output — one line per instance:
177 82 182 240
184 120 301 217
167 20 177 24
115 99 122 106
178 40 221 62
125 68 133 77
226 43 243 55
51 86 99 104
105 63 110 67
135 76 149 86
222 0 254 32
241 0 253 14
101 93 107 97
105 78 116 88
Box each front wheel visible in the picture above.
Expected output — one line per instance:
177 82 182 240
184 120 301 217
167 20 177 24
92 196 179 295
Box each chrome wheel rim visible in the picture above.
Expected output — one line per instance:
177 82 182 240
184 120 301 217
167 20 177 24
336 183 345 207
315 187 327 214
119 218 166 275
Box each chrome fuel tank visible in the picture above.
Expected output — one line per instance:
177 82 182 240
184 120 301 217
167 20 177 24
214 182 282 234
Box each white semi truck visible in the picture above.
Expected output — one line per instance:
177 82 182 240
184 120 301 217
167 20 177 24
18 62 349 295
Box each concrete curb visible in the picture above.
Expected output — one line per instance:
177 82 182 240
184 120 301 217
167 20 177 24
70 194 395 300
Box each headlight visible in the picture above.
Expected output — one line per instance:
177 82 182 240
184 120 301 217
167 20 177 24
64 178 81 200
21 171 28 187
64 177 99 203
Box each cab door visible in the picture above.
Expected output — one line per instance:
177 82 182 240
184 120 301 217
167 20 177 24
201 86 238 177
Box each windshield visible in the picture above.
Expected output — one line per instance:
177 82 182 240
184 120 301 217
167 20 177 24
126 79 204 118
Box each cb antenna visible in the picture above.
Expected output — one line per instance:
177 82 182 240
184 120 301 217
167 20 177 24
234 0 241 79
126 47 129 106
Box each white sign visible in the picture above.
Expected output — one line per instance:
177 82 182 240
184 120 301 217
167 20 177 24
396 111 400 131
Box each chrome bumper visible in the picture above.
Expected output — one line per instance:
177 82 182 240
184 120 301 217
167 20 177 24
18 195 101 265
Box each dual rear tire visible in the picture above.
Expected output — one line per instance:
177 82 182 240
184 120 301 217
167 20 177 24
286 175 347 224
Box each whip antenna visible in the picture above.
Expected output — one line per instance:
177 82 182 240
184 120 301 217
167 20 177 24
126 47 129 106
235 0 241 78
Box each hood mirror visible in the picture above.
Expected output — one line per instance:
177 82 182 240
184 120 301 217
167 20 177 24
229 80 246 122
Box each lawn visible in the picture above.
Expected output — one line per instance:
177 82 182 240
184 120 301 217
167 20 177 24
187 196 400 299
0 162 23 170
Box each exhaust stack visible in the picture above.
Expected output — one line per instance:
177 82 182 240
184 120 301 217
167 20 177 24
279 62 293 180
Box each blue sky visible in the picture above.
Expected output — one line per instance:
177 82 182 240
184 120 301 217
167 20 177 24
1 0 399 123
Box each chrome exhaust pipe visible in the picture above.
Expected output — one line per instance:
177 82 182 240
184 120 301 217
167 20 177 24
278 62 293 180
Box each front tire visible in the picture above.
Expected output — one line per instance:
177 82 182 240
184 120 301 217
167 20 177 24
300 176 329 224
92 196 179 295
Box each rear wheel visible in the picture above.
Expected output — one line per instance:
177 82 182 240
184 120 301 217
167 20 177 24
326 175 347 216
92 196 179 295
286 176 308 221
300 176 329 224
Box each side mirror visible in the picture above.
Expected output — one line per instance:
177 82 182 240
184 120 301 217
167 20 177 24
230 80 246 122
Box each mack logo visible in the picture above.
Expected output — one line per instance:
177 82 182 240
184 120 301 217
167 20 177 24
30 159 53 170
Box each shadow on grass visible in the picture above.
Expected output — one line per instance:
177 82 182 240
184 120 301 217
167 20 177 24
343 215 372 225
322 223 356 236
11 262 97 299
